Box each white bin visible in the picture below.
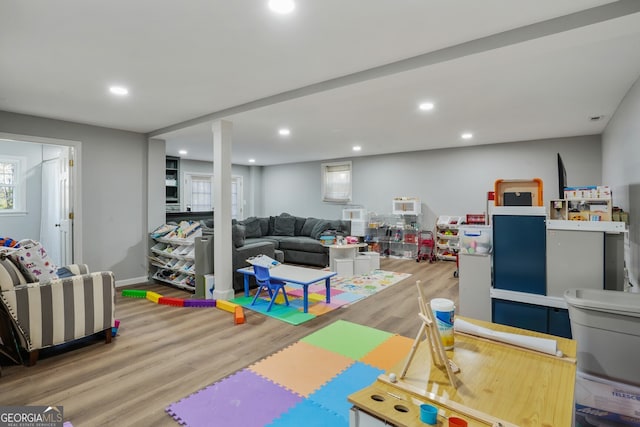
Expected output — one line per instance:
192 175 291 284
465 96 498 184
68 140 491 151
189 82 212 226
335 258 354 278
354 254 371 275
564 288 640 386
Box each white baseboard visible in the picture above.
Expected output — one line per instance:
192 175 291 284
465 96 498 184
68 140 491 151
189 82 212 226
115 276 149 288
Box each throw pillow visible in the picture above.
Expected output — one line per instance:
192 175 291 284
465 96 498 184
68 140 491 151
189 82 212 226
293 216 306 236
273 216 296 236
232 224 246 248
13 240 59 283
0 252 27 291
242 217 262 238
301 218 319 237
258 217 270 236
268 216 276 236
311 220 332 240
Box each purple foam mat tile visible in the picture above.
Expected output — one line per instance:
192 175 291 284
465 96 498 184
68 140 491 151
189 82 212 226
166 369 302 427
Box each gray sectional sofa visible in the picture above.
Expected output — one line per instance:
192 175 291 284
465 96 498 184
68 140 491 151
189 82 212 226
229 213 351 291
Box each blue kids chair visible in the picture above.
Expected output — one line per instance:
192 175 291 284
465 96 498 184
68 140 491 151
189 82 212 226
251 265 289 311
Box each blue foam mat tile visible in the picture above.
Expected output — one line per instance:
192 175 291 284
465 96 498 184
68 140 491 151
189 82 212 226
266 399 348 427
308 361 384 419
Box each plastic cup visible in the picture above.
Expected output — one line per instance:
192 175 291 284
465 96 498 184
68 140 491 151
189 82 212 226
419 404 437 425
449 417 468 427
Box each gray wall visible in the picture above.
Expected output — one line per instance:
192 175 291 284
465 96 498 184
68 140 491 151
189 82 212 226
602 74 640 288
261 135 602 228
0 111 148 283
0 139 43 240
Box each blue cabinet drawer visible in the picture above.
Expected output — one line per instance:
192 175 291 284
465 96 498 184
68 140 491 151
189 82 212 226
492 299 548 334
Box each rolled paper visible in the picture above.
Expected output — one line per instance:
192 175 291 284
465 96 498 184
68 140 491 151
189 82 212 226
454 318 560 356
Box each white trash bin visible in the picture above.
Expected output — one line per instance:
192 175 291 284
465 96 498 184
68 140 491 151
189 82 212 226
564 288 640 386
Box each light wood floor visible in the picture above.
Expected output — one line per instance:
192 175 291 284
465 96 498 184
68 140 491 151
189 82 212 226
0 258 458 426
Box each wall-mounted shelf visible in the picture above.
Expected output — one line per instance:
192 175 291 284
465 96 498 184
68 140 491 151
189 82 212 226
166 156 180 212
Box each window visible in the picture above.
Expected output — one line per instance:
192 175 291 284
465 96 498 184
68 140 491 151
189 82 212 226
322 161 352 203
0 156 26 214
184 174 213 212
183 173 244 219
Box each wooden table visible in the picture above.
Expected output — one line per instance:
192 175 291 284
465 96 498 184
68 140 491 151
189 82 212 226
348 317 577 426
237 264 336 313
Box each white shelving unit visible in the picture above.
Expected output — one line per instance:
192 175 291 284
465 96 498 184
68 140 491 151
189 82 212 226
436 215 462 261
392 197 421 215
149 234 198 292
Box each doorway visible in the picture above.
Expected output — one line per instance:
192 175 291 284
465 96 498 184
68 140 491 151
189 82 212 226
0 133 80 267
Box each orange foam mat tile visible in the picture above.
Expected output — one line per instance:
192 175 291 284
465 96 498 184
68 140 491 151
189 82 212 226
249 341 354 398
360 335 414 371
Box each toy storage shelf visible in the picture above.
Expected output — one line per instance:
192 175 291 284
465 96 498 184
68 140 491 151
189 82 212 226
549 198 612 221
436 215 461 261
149 234 196 292
365 213 420 260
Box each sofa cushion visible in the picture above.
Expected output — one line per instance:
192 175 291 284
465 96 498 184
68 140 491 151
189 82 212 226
273 216 296 236
258 217 270 236
311 220 332 240
276 237 328 254
301 218 319 237
232 224 246 248
241 217 262 238
293 216 306 236
0 253 27 291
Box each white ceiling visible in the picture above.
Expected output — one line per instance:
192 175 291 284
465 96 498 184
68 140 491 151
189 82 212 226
2 1 640 165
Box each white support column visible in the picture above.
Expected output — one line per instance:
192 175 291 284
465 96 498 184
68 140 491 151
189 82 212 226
211 120 235 301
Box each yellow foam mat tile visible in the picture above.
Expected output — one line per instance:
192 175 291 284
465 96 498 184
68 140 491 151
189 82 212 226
249 341 354 397
359 335 414 370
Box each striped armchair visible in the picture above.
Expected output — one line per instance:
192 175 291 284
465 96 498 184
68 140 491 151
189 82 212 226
0 259 115 366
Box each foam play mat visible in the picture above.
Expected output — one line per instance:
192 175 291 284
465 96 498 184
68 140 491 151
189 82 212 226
166 320 414 426
230 270 411 325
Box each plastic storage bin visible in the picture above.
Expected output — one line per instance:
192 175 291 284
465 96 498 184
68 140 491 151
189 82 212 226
564 288 640 386
458 225 492 255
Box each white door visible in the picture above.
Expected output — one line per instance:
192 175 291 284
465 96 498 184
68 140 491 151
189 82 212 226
58 147 73 265
39 146 73 266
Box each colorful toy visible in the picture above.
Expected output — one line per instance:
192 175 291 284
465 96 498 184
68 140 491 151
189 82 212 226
111 319 120 336
121 289 148 298
216 299 239 313
146 291 163 304
183 299 216 308
234 306 245 324
159 297 185 307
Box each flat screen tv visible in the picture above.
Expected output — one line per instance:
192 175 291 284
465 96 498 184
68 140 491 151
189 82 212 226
557 153 567 199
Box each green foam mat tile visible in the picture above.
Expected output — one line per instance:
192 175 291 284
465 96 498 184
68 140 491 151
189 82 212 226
231 296 316 325
300 319 393 360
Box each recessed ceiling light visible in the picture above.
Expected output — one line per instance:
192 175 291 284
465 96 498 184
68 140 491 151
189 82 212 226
109 85 129 96
418 102 434 111
268 0 295 14
352 146 362 152
178 150 187 155
461 132 473 140
278 128 291 136
248 158 256 163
